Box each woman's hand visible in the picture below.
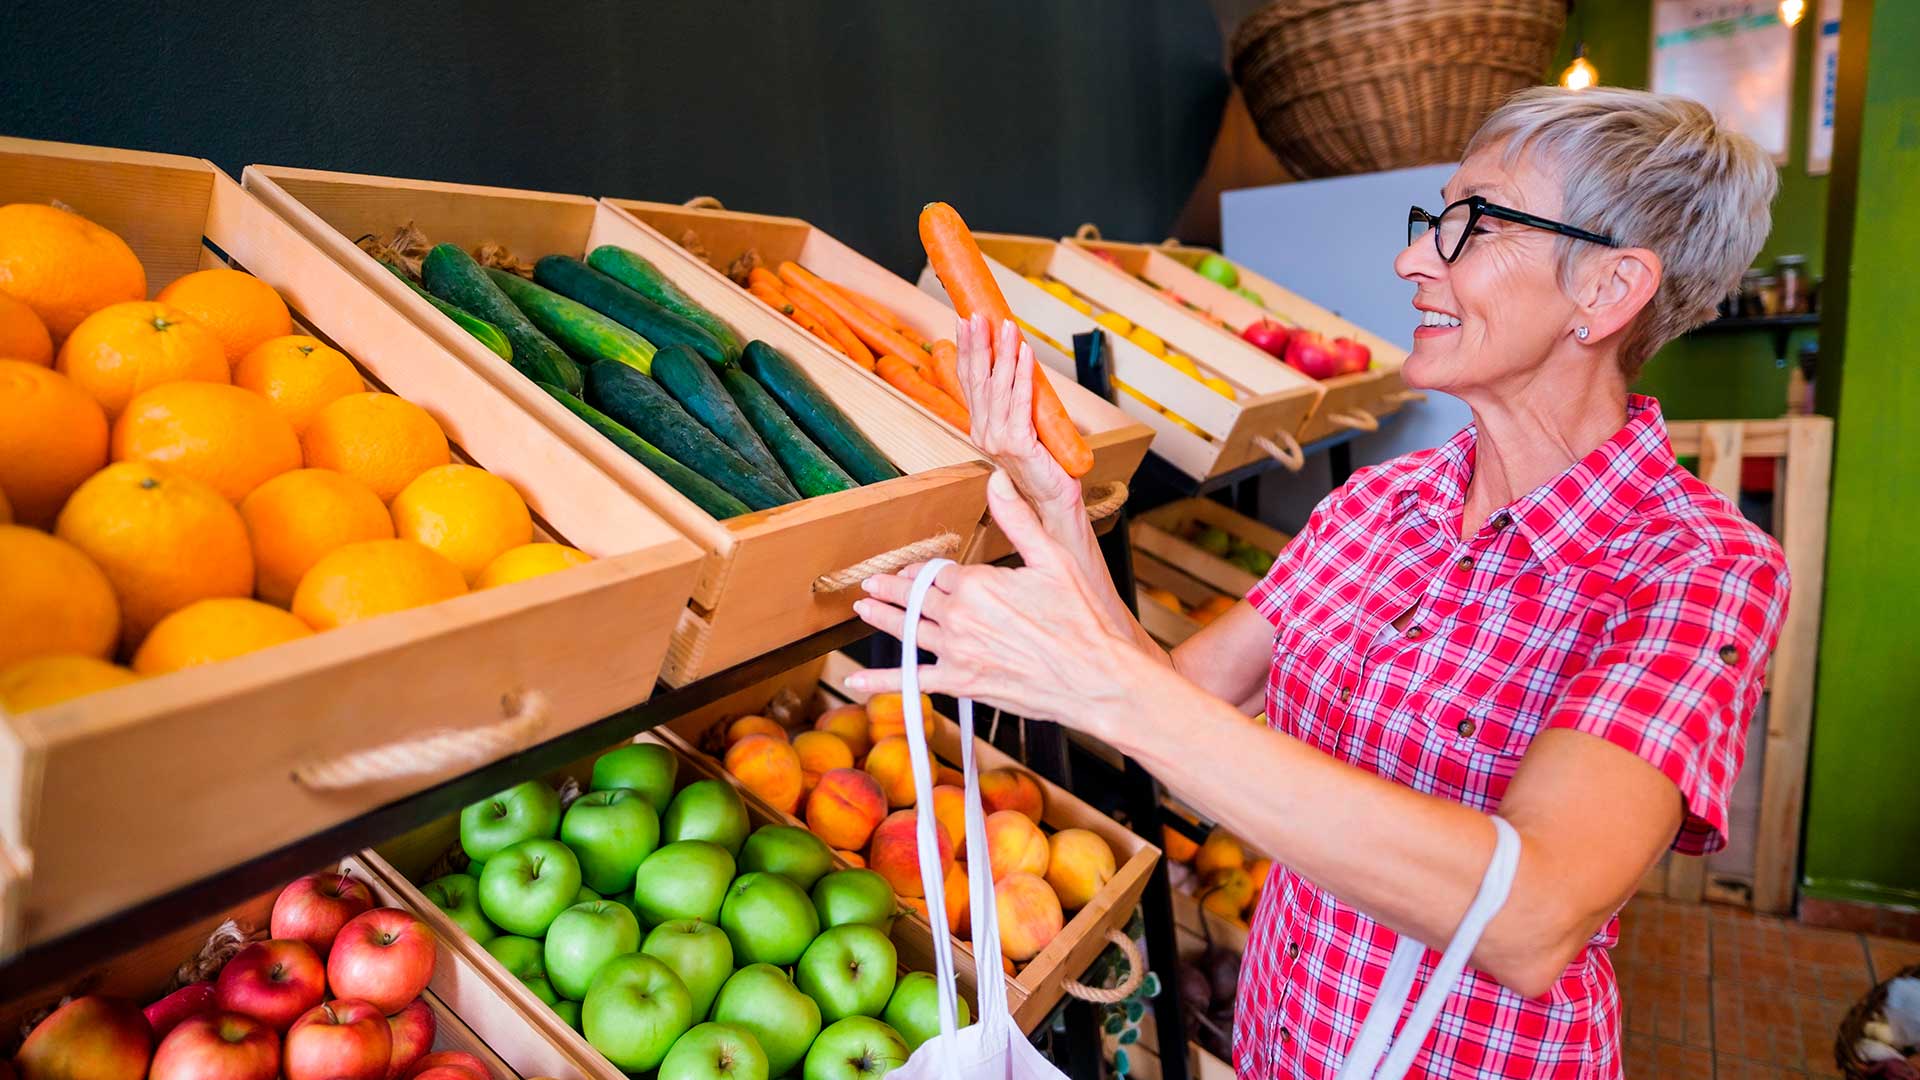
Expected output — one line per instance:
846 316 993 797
957 313 1081 516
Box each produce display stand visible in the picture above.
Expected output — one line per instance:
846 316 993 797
1132 498 1294 600
1133 554 1220 648
242 166 992 685
0 138 706 960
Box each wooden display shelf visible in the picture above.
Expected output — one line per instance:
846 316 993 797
0 138 705 961
1134 554 1220 649
242 166 991 685
1133 498 1293 600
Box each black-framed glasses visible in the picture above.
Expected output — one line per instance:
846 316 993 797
1408 196 1617 263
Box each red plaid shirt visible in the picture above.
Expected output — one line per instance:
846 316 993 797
1233 396 1788 1079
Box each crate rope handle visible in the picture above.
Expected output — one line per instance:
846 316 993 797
291 690 550 790
1254 432 1306 471
1382 390 1428 406
1061 929 1147 1004
1083 479 1130 524
1327 408 1381 432
683 196 725 210
1074 223 1103 241
812 532 963 594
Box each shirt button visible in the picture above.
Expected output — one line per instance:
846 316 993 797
1718 643 1740 665
1457 718 1476 737
1456 555 1475 572
1405 625 1423 640
1286 941 1300 959
1338 687 1352 703
1279 1027 1293 1046
1492 512 1512 531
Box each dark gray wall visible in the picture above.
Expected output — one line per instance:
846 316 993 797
1 1 1227 275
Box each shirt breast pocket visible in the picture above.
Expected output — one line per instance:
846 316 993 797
1270 615 1335 737
1403 686 1540 803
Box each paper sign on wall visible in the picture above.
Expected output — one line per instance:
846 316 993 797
1652 1 1795 161
1808 0 1841 175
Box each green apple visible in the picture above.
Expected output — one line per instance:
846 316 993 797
582 953 694 1073
592 743 679 813
576 884 601 904
662 779 750 855
486 934 561 1005
712 965 821 1078
802 1017 910 1080
739 825 834 891
810 870 898 932
642 919 734 1021
478 838 582 936
545 900 642 1001
460 779 561 862
423 872 497 943
1195 252 1238 289
632 840 736 925
659 1022 769 1080
719 871 819 967
553 998 582 1031
562 787 661 894
1233 283 1267 309
795 925 898 1022
882 971 968 1052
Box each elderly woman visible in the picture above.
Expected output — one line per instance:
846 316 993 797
849 88 1790 1077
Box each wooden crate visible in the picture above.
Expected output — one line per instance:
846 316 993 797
242 167 991 685
1133 554 1220 649
0 138 705 959
598 198 1155 560
1133 498 1294 600
918 235 1323 482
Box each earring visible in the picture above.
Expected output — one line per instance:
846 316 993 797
1575 326 1590 341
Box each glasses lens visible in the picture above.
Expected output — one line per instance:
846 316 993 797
1408 208 1433 248
1436 201 1475 260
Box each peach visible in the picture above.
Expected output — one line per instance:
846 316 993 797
814 704 872 759
866 692 935 743
984 810 1049 881
943 863 971 939
792 729 854 792
995 873 1064 962
1162 824 1199 864
1045 828 1116 911
1200 887 1247 927
1204 866 1254 911
930 785 967 858
724 714 788 747
979 767 1044 822
936 764 965 788
867 809 953 899
1246 857 1273 904
863 735 916 807
805 768 887 850
725 733 805 813
1193 830 1244 877
835 849 866 868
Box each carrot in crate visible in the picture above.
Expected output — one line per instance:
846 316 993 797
780 262 929 373
928 339 967 410
764 267 872 369
877 355 969 430
828 281 931 349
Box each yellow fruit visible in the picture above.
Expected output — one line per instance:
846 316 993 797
1205 866 1255 909
1194 830 1246 877
1162 823 1200 864
1200 885 1246 926
0 360 110 526
475 542 593 589
1141 586 1184 612
390 464 533 583
131 597 313 675
0 203 146 343
55 461 255 648
1022 274 1045 287
1064 296 1093 316
1167 412 1210 439
1039 280 1074 301
234 335 366 434
112 382 302 501
57 301 230 419
1201 375 1238 400
0 525 120 669
239 469 394 607
1093 311 1132 336
301 392 451 502
0 291 54 366
1112 379 1164 413
155 269 292 364
0 655 139 714
291 538 468 631
1126 327 1167 357
1165 353 1201 379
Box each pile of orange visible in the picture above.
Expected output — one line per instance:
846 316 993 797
0 203 591 715
1162 816 1272 928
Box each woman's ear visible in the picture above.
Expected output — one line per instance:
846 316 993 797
1578 247 1663 343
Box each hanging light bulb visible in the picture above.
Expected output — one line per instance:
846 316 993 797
1780 0 1807 26
1560 43 1598 90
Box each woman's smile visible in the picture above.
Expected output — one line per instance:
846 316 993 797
1413 304 1463 338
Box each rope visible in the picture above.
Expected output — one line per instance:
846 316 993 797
1062 929 1148 1004
1327 409 1380 432
1082 480 1130 524
1254 432 1306 471
684 196 725 209
812 532 962 594
174 919 261 986
1382 389 1428 406
1073 223 1103 241
292 690 550 791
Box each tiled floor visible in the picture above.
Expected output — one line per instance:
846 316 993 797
1616 897 1920 1077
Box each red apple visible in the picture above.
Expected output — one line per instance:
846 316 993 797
328 908 435 1014
405 1051 489 1080
412 1069 485 1080
215 939 325 1032
15 996 152 1080
272 872 374 958
1331 336 1371 375
144 981 217 1039
1240 319 1292 359
1283 330 1342 380
149 1013 279 1080
285 1000 391 1080
384 999 435 1080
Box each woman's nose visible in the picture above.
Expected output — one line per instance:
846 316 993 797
1396 231 1446 284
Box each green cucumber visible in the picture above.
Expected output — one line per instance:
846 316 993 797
739 340 901 486
533 256 730 367
651 344 795 498
485 268 657 374
717 364 855 499
537 382 750 520
379 259 513 360
420 243 582 395
586 245 744 361
586 362 795 512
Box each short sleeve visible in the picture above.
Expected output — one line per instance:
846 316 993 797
1545 552 1788 854
1246 489 1338 625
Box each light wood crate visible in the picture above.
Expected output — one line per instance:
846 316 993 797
1133 554 1220 649
0 138 704 959
598 198 1155 561
918 235 1323 482
1133 498 1294 600
242 167 991 685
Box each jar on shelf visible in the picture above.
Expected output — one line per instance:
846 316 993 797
1775 254 1808 313
1737 269 1767 317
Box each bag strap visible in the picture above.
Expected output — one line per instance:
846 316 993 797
1333 816 1522 1080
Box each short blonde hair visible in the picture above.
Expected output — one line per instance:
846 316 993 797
1466 87 1778 375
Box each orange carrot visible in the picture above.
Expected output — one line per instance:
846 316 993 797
878 354 970 430
771 271 873 368
918 202 1093 477
793 307 862 364
928 339 967 410
778 262 924 373
823 278 932 348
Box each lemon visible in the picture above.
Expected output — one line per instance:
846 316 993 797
1040 280 1074 301
1165 412 1211 439
1094 311 1132 336
1023 274 1046 288
1064 296 1093 316
1127 327 1167 357
1202 375 1238 400
1113 380 1164 412
1166 353 1201 379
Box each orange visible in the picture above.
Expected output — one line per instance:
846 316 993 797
291 539 468 631
0 487 9 524
234 335 365 434
0 360 109 526
302 392 450 502
1193 830 1245 878
390 464 533 582
0 655 139 714
0 291 53 366
112 382 302 502
240 469 394 607
155 269 292 364
55 462 255 648
132 597 313 676
57 301 229 419
475 542 592 589
0 203 146 343
0 525 120 669
1162 824 1200 865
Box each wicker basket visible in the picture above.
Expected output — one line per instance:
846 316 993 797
1230 0 1565 178
1835 962 1920 1079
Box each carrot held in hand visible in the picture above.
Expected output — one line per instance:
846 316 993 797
878 354 970 430
778 262 926 374
919 201 1094 477
928 338 967 407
